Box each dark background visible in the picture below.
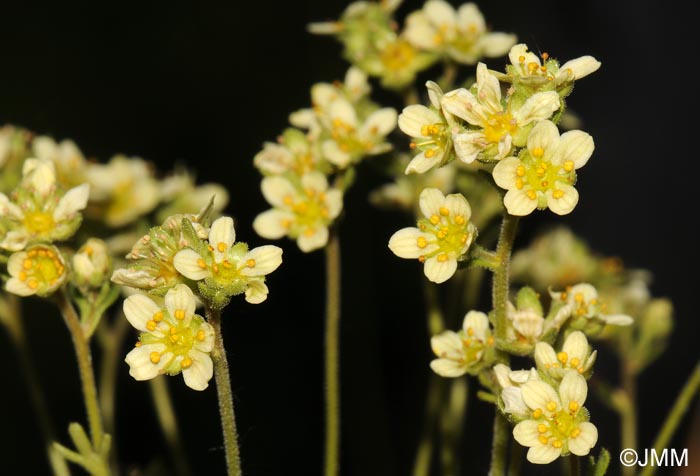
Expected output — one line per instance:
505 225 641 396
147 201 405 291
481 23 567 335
0 1 698 475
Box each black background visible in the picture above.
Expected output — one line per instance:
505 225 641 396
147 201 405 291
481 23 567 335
0 1 698 475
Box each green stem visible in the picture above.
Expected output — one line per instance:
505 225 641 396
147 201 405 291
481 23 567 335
324 232 341 476
423 281 445 336
97 315 129 438
150 376 192 476
413 375 446 476
492 214 519 340
639 361 700 476
620 357 637 476
488 412 509 476
207 306 242 476
2 295 71 476
57 290 104 450
440 378 468 476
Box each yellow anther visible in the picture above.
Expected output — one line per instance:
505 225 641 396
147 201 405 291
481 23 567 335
169 326 177 335
304 227 316 237
552 440 563 449
417 237 428 248
425 149 435 158
146 320 157 331
540 65 547 72
557 351 568 364
532 409 543 419
526 190 537 200
552 189 564 199
538 424 547 433
197 330 206 341
437 253 449 262
222 260 232 269
281 219 292 228
429 215 440 225
418 255 426 263
419 223 427 231
516 165 525 177
170 335 179 343
28 279 38 289
28 250 37 257
153 311 164 322
181 357 193 369
246 259 256 268
541 52 549 60
570 428 581 438
197 259 207 269
516 178 524 189
283 195 293 205
455 215 465 225
528 62 539 72
487 336 495 346
46 250 55 258
23 259 32 270
38 250 47 257
569 401 580 412
563 160 575 172
541 181 549 188
460 233 469 244
150 352 161 364
439 206 449 216
536 167 545 176
570 357 580 367
208 244 214 252
421 125 430 136
305 187 315 198
532 147 544 158
135 341 142 347
546 401 557 412
574 293 584 302
467 327 474 337
217 242 227 252
538 435 549 445
174 309 186 320
19 271 27 281
409 141 417 149
437 230 447 239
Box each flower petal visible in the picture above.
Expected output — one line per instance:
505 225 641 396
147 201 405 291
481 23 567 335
453 131 486 164
124 294 163 332
419 187 446 218
462 311 489 340
515 91 560 126
430 358 466 378
444 193 472 220
405 151 442 174
526 120 559 158
479 33 517 57
527 444 561 464
423 256 458 283
513 420 541 447
325 189 344 220
361 108 397 137
241 245 283 276
424 0 456 27
209 217 235 253
5 278 35 296
398 105 440 138
546 184 579 215
195 322 216 353
322 140 352 167
503 189 538 216
245 280 269 304
261 176 297 208
173 249 210 280
508 44 540 70
562 331 589 365
164 284 196 326
556 130 594 169
441 88 488 126
297 226 329 252
492 156 520 189
53 183 90 221
522 380 560 411
557 56 601 82
559 371 588 408
388 228 436 259
182 351 214 391
125 344 170 381
568 422 598 456
602 314 634 326
253 209 294 239
476 63 502 113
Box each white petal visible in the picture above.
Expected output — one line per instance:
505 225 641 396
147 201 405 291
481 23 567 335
441 88 488 126
322 140 352 167
534 342 558 370
253 210 294 239
241 245 283 276
456 3 485 33
559 371 588 408
0 193 24 219
398 105 440 138
405 151 442 174
164 284 196 326
254 143 294 174
173 249 210 280
556 130 594 169
546 184 579 215
476 63 502 113
328 98 358 127
209 217 235 252
5 278 35 296
479 33 517 57
7 251 26 276
602 314 634 326
125 344 170 381
527 120 560 158
344 66 370 101
425 81 444 110
24 158 56 196
453 131 486 164
568 422 598 456
301 172 328 193
53 183 90 221
503 189 538 216
527 444 561 464
404 12 439 50
430 358 466 378
424 0 456 28
325 189 343 220
513 420 541 447
462 311 489 340
388 228 435 259
492 157 520 189
522 380 560 411
182 351 214 391
297 226 329 252
261 176 297 208
311 83 339 109
361 108 397 138
423 256 458 284
508 44 540 70
562 331 589 364
494 364 512 388
557 56 601 81
444 193 472 220
430 330 463 358
195 322 216 353
515 91 560 126
245 280 269 304
419 188 446 219
123 294 163 332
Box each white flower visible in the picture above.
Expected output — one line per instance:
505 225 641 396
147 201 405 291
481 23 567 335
254 173 343 253
388 188 476 283
253 129 320 176
506 302 544 343
5 245 67 297
507 44 601 85
404 1 516 64
123 284 215 391
441 63 560 163
73 238 111 289
492 120 593 216
321 97 397 168
534 331 597 380
32 136 87 187
494 364 540 418
551 283 633 326
174 216 283 304
430 311 493 377
0 158 89 251
513 372 598 463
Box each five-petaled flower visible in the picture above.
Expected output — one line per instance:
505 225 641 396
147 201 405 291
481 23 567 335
551 283 634 326
430 310 494 377
124 284 215 391
388 188 476 283
506 43 601 86
5 244 67 297
534 331 597 380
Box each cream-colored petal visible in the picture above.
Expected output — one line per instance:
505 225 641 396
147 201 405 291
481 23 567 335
456 3 485 33
431 330 463 358
123 294 163 332
307 21 341 35
502 389 529 416
423 256 458 284
405 151 442 174
253 209 294 239
453 131 486 164
311 83 339 109
462 311 489 340
430 358 467 378
254 143 294 174
5 277 35 296
7 251 26 276
241 245 283 276
344 66 370 101
182 351 213 391
245 280 269 304
173 249 210 280
301 171 329 193
513 420 541 447
289 109 318 130
324 189 344 220
546 184 579 215
398 105 440 138
527 444 561 464
562 331 589 364
557 56 601 82
479 33 517 57
559 371 588 409
195 322 216 353
419 187 446 219
534 342 558 371
492 156 520 189
526 120 560 157
209 217 235 252
494 364 513 388
556 130 594 169
515 91 560 126
441 88 488 126
503 189 538 216
522 380 560 411
322 140 352 167
361 108 397 138
602 314 634 326
388 228 436 259
24 158 57 196
53 183 90 221
297 226 329 252
568 422 598 456
328 98 358 128
508 44 540 69
261 176 297 208
476 63 502 113
125 344 169 381
404 12 439 50
0 193 24 219
164 284 196 326
424 0 456 28
426 81 444 110
444 193 472 221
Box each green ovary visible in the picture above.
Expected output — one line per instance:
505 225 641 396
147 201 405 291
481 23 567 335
417 209 471 261
533 405 586 450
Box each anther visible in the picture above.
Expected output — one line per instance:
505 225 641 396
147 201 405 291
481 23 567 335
246 259 256 268
150 352 161 364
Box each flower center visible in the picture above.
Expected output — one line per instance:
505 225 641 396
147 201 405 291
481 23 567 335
514 150 575 200
416 206 472 262
18 247 65 290
282 189 330 235
23 211 56 235
380 40 416 72
483 112 517 143
516 52 555 80
142 310 208 372
411 123 449 159
532 402 584 449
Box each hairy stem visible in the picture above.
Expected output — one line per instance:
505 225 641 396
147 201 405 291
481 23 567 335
488 412 509 476
324 232 342 476
492 214 519 340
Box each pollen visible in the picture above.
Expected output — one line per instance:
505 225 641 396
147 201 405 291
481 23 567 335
425 149 435 158
181 357 193 369
570 428 581 438
418 255 426 263
526 190 537 200
153 311 164 322
429 215 440 225
246 259 256 268
28 279 38 289
437 253 449 262
563 160 575 172
197 259 207 269
552 440 563 448
150 352 161 364
455 215 465 225
466 327 474 337
439 207 449 216
19 271 27 281
174 309 186 320
516 178 524 189
568 401 580 412
217 242 227 252
146 320 158 331
552 189 564 199
532 147 544 158
538 435 549 445
532 409 543 419
557 352 568 364
516 165 525 177
197 330 206 341
417 236 428 248
546 401 557 412
538 424 547 433
570 357 580 367
23 259 32 270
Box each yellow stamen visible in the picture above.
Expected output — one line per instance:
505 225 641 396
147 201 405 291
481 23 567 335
532 147 544 158
570 357 580 367
552 189 564 199
429 215 440 225
439 207 449 216
537 424 547 433
552 440 563 449
532 409 543 419
23 259 32 270
150 352 161 364
437 253 449 262
28 279 38 289
181 357 193 369
570 428 581 438
217 242 227 252
455 215 465 225
546 401 557 412
174 309 186 320
153 311 164 322
146 320 157 331
417 237 428 248
246 259 256 268
197 330 206 341
569 401 580 412
197 259 207 269
563 160 575 172
557 351 568 364
526 190 537 200
538 435 549 445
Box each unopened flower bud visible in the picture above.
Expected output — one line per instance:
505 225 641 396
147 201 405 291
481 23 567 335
73 238 111 289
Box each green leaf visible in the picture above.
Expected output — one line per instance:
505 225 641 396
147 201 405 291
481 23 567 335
593 448 610 476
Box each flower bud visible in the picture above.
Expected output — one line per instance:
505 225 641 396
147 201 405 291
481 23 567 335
73 238 112 289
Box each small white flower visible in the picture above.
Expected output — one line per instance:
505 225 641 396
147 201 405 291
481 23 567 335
73 238 112 289
492 120 593 216
388 188 476 283
513 372 598 463
253 129 320 176
254 173 343 253
123 284 215 391
441 63 560 163
0 158 89 251
494 364 540 418
507 43 601 86
404 1 516 64
430 311 493 377
174 216 283 304
32 136 88 187
5 245 67 297
551 283 633 326
534 331 597 380
506 302 544 344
